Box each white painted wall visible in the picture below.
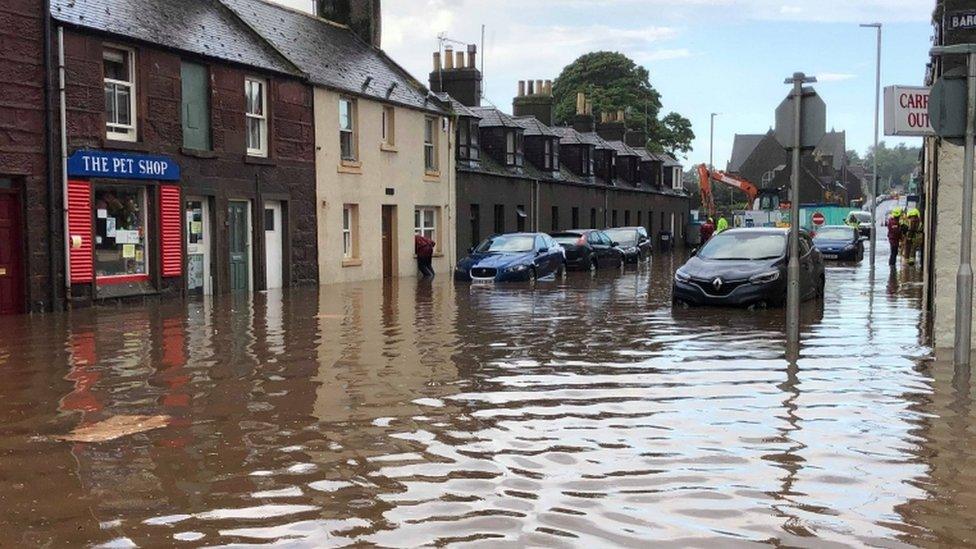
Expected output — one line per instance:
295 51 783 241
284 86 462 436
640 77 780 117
314 87 455 285
265 0 315 15
929 141 976 349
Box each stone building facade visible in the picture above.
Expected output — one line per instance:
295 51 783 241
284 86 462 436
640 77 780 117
0 0 53 314
51 0 318 306
428 50 690 260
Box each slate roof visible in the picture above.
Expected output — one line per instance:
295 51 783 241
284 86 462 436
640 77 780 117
433 93 482 119
608 141 640 157
584 133 614 151
50 0 300 76
552 126 596 146
220 0 444 113
728 133 766 172
662 154 682 168
814 131 846 171
632 147 655 162
513 116 561 137
469 107 523 129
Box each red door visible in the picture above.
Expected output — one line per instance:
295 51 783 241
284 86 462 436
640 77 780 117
0 192 24 314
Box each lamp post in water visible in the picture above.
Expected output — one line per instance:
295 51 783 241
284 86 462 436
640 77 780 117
860 23 881 268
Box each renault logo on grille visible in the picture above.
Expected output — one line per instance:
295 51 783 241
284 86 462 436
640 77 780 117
712 277 723 291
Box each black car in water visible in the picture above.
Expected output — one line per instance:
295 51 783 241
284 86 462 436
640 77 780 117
604 227 652 263
673 228 825 308
549 229 625 272
812 225 864 261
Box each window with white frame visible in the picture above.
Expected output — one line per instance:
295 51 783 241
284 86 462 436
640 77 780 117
382 105 395 147
339 97 357 161
415 207 437 242
424 116 438 172
245 77 268 156
342 204 359 260
103 46 137 141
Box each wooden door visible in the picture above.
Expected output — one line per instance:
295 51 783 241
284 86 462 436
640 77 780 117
381 205 396 279
228 201 250 292
0 192 24 314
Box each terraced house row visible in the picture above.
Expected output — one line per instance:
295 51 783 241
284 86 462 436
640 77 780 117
0 0 688 315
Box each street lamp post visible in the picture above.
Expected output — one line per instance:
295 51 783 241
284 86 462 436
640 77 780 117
861 22 882 268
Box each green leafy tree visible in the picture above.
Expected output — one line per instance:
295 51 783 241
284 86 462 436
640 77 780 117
848 142 920 191
552 51 694 156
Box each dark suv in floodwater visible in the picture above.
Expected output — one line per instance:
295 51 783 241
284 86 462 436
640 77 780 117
672 228 825 308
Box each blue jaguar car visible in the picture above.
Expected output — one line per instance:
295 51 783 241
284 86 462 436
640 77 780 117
812 225 864 261
455 233 566 282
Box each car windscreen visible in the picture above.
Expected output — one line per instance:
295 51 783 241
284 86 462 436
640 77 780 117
851 212 871 222
815 227 854 240
604 229 636 246
697 232 786 260
476 235 536 253
551 233 583 245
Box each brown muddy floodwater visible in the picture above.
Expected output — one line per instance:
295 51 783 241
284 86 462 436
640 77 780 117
0 253 971 547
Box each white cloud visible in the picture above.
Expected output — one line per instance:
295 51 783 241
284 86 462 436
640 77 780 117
817 73 858 82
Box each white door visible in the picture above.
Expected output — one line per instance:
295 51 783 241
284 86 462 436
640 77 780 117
185 197 212 295
264 201 283 290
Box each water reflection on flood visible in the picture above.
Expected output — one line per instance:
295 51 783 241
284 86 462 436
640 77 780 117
0 255 971 547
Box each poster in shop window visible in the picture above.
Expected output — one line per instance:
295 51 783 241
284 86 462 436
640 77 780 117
114 229 139 244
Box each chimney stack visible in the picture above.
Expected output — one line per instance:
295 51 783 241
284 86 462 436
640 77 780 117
572 92 595 134
597 106 627 141
444 46 454 69
320 0 383 48
428 43 483 107
513 75 555 125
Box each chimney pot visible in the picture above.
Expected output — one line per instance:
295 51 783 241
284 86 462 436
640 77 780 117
432 52 441 71
535 80 544 95
617 109 625 122
518 80 526 97
467 44 477 68
576 92 585 115
545 80 552 95
585 100 592 115
444 47 454 70
528 80 535 95
456 51 465 69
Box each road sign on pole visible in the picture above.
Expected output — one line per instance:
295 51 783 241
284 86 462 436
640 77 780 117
812 212 826 226
782 72 818 355
775 86 826 150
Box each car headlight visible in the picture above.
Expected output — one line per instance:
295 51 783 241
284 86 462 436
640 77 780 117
843 244 855 251
749 270 780 284
674 269 691 283
507 264 528 273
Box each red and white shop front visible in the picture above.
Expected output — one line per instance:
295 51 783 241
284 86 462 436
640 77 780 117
66 150 182 300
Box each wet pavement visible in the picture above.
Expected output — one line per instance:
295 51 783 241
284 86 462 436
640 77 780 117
1 251 972 547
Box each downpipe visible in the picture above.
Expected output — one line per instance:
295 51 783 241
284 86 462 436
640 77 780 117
58 27 71 303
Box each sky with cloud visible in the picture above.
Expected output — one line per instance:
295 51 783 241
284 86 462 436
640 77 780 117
382 0 933 168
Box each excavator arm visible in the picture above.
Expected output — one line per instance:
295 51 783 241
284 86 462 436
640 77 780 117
698 165 761 209
697 164 716 218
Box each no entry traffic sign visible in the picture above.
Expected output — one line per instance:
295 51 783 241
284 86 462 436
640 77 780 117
812 212 826 226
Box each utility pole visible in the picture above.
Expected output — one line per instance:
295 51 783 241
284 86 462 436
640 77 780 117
861 23 882 268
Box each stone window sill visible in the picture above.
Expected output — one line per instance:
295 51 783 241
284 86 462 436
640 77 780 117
342 258 363 268
245 155 275 166
338 160 362 175
181 148 218 159
424 171 441 182
380 143 398 153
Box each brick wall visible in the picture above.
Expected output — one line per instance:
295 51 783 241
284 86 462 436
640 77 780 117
0 0 52 312
61 29 318 295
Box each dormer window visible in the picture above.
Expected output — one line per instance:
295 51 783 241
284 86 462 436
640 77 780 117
543 138 559 172
505 130 523 167
458 119 480 162
581 146 592 176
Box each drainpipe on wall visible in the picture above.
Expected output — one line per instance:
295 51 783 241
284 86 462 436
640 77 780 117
57 26 71 304
533 179 540 232
43 0 60 312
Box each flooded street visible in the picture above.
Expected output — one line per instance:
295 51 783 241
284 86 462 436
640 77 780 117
1 252 971 547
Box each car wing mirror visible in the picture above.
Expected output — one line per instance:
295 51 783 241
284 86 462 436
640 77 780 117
468 247 475 253
610 241 619 247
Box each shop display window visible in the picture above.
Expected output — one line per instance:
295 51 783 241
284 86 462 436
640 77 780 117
94 186 148 279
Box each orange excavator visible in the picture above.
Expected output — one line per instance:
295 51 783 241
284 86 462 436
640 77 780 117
697 164 782 218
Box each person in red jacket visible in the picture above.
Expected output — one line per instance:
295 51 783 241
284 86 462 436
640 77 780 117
699 218 716 244
887 208 904 266
414 233 436 278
